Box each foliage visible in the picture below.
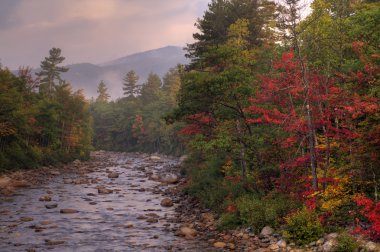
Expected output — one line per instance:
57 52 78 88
354 194 380 241
283 208 324 246
236 192 298 232
0 48 92 171
217 212 242 230
336 231 359 252
90 67 184 155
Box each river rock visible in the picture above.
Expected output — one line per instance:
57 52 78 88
213 242 226 248
260 226 274 236
107 173 119 179
20 217 34 222
277 239 287 248
98 187 113 194
161 174 179 184
60 209 79 214
150 155 161 161
365 241 379 251
146 218 158 223
45 240 65 245
269 244 279 251
180 226 197 238
161 198 173 207
39 195 52 201
45 203 58 209
322 239 337 252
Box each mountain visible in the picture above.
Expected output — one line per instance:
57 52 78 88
58 46 188 99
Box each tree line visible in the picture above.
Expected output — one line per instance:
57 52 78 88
0 48 92 170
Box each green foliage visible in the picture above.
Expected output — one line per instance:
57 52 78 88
90 67 184 155
283 209 324 246
0 49 92 171
336 232 359 252
217 213 242 230
236 193 297 232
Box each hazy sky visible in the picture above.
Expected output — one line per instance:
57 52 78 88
0 0 210 69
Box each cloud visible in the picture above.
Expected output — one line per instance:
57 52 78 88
0 0 209 69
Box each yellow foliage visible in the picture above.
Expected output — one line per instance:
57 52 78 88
319 176 352 211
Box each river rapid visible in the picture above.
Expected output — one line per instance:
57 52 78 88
0 151 210 252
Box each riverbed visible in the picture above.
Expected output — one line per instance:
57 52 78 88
0 151 210 252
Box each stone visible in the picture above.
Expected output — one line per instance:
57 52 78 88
213 242 226 248
126 223 134 228
60 209 79 214
180 226 197 238
146 218 158 223
45 204 58 209
161 174 179 184
50 171 60 176
39 195 52 201
150 155 161 161
40 221 51 225
45 240 65 245
20 217 34 222
277 240 287 248
325 233 338 240
316 238 325 246
160 198 173 207
150 174 160 181
269 244 279 251
365 241 378 251
322 239 337 252
98 187 113 194
228 243 236 250
107 173 119 179
260 226 274 236
11 180 30 188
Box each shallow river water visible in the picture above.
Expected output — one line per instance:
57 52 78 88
0 152 209 252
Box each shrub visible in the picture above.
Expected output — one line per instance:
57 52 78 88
236 192 297 233
283 208 324 246
217 213 241 230
335 232 359 252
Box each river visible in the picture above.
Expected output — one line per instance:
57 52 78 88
0 151 211 252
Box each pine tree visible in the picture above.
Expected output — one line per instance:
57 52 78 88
96 80 110 103
35 48 68 97
122 70 139 97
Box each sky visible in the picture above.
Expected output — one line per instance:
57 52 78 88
0 0 210 69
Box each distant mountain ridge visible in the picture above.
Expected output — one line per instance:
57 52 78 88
36 46 188 99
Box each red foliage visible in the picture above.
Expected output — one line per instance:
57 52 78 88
354 195 380 241
179 112 214 135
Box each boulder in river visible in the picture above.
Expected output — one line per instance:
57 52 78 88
213 242 226 248
160 198 173 207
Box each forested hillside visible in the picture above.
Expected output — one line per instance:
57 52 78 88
169 0 380 245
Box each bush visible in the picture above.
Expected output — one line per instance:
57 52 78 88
283 208 324 246
236 192 297 233
217 213 241 230
336 232 359 252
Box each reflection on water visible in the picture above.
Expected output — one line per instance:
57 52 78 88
0 152 206 251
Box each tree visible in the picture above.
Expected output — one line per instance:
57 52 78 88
140 72 162 104
186 0 277 68
96 80 110 103
35 48 68 97
122 70 139 97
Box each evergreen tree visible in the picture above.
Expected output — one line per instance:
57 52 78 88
35 48 68 97
122 70 139 97
140 72 162 104
96 80 110 103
